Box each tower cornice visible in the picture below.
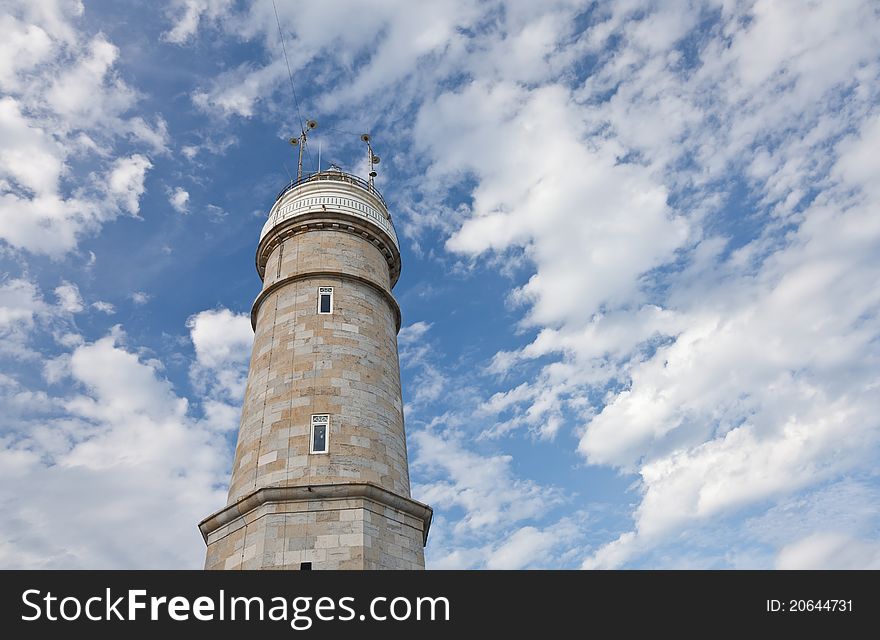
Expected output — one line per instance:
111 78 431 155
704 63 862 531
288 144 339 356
251 269 402 333
199 482 433 546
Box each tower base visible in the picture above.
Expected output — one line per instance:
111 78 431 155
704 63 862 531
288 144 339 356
200 483 432 570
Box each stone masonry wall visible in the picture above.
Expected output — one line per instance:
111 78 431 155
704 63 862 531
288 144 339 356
226 228 411 504
204 496 426 570
262 226 392 290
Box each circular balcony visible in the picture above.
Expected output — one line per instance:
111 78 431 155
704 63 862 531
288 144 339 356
261 169 399 251
256 168 402 286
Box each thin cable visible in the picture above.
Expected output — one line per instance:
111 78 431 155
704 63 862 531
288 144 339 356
272 0 305 133
323 125 372 138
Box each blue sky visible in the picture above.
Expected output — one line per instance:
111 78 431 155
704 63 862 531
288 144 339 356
1 0 879 569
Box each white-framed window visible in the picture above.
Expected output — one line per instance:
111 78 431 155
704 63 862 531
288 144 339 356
310 414 329 454
318 287 333 314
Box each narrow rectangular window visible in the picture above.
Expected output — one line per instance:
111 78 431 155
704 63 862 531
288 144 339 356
310 414 329 454
318 287 333 314
300 562 312 570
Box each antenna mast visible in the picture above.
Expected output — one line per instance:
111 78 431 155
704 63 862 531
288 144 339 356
360 133 380 189
289 119 318 181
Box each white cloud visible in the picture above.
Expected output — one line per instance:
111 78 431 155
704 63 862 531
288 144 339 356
130 291 150 305
56 332 83 349
187 308 252 371
179 134 237 161
485 520 582 569
398 321 432 346
0 331 229 568
107 154 152 216
12 0 83 48
833 113 880 202
163 0 233 45
0 4 160 255
579 96 880 566
0 277 48 358
409 364 446 407
0 96 64 196
397 321 448 413
168 186 190 213
0 14 54 91
91 301 115 314
413 429 584 569
65 334 188 428
45 34 134 128
54 281 84 314
776 533 880 570
412 429 564 535
183 0 492 119
0 277 245 568
421 81 689 330
192 61 286 118
0 372 55 421
128 116 170 155
0 192 85 255
186 308 253 430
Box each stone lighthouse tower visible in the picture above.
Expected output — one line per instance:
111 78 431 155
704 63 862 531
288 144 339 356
199 137 431 570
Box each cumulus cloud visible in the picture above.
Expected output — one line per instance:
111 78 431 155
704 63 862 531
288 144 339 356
412 429 583 568
127 115 170 155
187 308 252 372
397 322 447 412
107 154 152 216
413 429 564 534
0 277 257 569
163 0 233 45
0 2 160 255
183 0 492 119
418 1 880 568
0 330 230 568
192 61 287 118
0 96 64 196
398 320 432 346
91 301 115 314
484 520 582 569
186 308 253 430
54 281 84 314
0 277 48 358
45 34 134 127
168 186 190 213
0 13 54 91
776 533 880 570
577 6 879 564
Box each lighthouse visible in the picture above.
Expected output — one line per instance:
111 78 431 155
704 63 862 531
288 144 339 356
199 131 431 570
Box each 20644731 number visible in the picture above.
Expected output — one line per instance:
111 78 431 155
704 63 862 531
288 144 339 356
766 599 853 612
